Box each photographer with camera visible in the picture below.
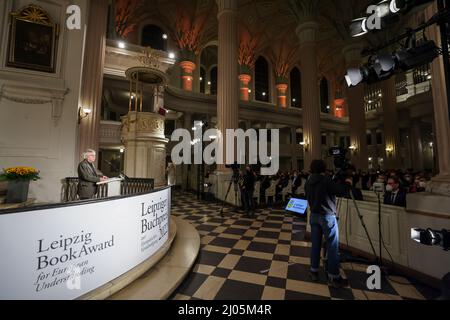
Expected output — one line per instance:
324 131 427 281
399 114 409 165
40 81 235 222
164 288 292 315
305 159 352 288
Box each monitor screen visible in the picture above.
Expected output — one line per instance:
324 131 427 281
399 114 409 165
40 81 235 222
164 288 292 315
285 198 308 215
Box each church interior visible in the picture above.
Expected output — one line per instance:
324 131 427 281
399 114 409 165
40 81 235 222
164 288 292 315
0 0 449 301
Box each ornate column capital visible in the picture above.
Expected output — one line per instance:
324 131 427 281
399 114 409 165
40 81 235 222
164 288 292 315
295 21 319 46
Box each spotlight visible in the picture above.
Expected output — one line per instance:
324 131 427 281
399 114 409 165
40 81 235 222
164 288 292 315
411 228 450 250
345 65 377 87
376 0 392 18
168 52 176 59
345 68 364 86
389 0 403 13
350 18 369 37
390 0 435 14
162 34 168 39
118 41 126 49
372 53 396 79
395 40 439 71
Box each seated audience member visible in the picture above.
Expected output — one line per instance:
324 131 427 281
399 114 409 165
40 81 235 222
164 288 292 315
292 170 302 194
410 176 427 193
384 176 407 207
361 171 370 190
275 172 289 201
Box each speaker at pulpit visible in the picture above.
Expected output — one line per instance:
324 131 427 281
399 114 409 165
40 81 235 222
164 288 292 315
97 177 124 197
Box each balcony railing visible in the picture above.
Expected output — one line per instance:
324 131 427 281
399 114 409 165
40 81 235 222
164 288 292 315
62 178 155 202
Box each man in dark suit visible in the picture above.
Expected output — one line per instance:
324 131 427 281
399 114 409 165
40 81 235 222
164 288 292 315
384 176 407 207
77 149 108 200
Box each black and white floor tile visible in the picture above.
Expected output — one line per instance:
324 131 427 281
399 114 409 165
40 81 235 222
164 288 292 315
169 190 440 300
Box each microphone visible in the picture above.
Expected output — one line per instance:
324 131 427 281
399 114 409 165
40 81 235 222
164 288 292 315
103 159 129 180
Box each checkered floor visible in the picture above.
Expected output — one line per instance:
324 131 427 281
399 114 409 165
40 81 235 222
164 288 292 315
169 190 440 300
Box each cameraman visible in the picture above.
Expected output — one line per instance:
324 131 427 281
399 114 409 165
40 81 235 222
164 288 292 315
305 159 351 288
242 165 256 217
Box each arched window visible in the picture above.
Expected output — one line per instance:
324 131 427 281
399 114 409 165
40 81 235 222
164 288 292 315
320 77 330 113
290 67 302 108
210 67 218 95
141 25 167 51
200 67 206 94
255 56 270 102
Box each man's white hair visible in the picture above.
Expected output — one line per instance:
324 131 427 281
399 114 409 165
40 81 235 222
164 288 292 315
83 149 96 159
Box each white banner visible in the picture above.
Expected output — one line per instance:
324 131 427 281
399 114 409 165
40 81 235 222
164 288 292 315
0 187 171 300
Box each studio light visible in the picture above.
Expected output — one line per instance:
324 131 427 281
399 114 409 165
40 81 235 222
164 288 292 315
411 228 450 250
345 65 378 87
395 40 439 70
345 68 364 86
390 0 435 14
372 53 396 79
376 0 392 18
350 18 368 37
389 0 403 13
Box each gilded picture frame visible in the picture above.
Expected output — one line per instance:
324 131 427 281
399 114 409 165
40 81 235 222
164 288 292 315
7 4 58 73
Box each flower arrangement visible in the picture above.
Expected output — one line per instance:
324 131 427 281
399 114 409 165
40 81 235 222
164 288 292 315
0 167 40 181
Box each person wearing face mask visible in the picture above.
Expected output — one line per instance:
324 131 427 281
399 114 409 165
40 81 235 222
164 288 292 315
384 176 407 207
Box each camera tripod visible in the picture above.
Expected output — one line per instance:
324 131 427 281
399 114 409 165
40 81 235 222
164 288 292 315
219 175 239 218
336 188 379 266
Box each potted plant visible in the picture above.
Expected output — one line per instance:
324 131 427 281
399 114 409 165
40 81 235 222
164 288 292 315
0 167 40 203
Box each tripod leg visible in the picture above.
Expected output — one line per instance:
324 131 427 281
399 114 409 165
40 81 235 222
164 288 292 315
349 189 379 263
219 180 233 218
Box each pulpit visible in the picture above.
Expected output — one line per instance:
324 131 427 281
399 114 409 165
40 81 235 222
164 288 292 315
97 177 124 197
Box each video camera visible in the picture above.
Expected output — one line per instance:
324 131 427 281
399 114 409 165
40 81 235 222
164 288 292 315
329 147 353 182
329 147 350 170
225 162 240 183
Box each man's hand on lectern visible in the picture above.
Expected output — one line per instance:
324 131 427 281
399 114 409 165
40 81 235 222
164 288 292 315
100 176 108 182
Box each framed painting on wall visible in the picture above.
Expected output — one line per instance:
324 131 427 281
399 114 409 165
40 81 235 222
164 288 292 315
7 4 58 73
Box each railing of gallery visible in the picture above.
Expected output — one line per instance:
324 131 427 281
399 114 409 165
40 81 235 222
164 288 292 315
62 178 155 202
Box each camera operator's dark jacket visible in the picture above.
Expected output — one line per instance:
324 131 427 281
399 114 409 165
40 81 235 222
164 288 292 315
243 172 256 191
305 174 350 215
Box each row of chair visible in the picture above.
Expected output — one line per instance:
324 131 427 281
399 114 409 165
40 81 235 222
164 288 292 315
248 179 304 205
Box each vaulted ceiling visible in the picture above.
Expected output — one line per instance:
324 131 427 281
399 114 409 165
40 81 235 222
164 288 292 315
119 0 418 85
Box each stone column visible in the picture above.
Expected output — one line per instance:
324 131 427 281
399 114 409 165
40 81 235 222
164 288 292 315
276 83 289 108
296 22 321 168
77 0 109 164
179 61 196 91
193 54 201 93
410 121 424 171
426 3 450 185
343 44 368 170
212 0 239 205
216 0 239 170
381 77 402 169
182 112 193 190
